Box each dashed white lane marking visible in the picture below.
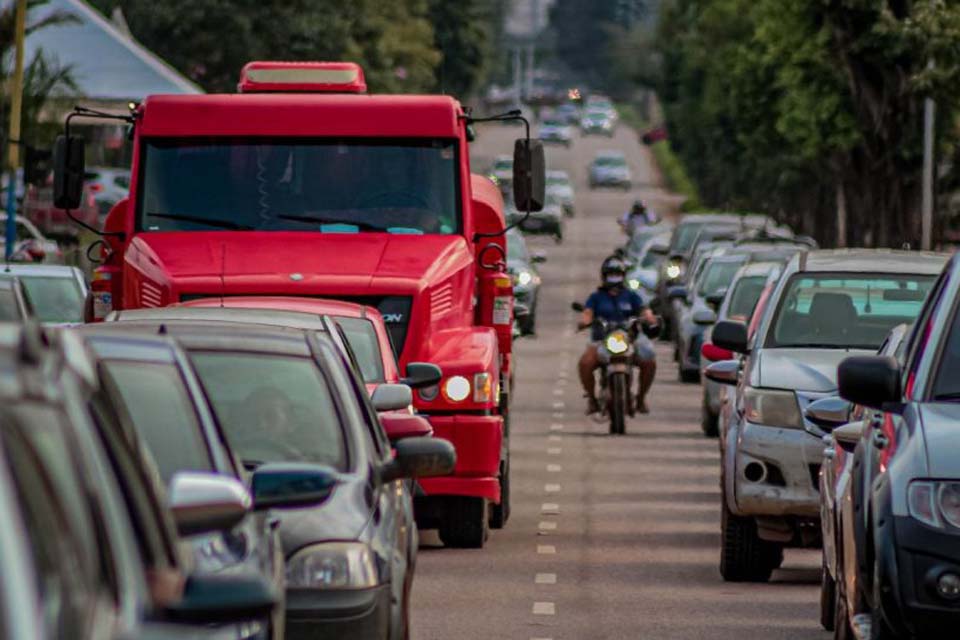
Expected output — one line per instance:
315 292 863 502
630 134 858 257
531 637 553 640
551 401 565 409
552 388 563 396
535 573 557 584
547 464 562 472
549 423 564 431
558 369 569 378
533 602 556 616
545 483 561 493
547 447 562 455
537 544 556 555
551 412 564 419
541 503 560 514
548 434 562 442
538 521 557 531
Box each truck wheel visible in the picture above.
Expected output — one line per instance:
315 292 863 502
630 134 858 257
701 396 719 437
609 373 628 435
720 501 782 582
490 458 510 529
821 558 837 631
439 497 489 549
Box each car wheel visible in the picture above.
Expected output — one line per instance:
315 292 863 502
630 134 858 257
439 496 489 548
490 457 510 529
720 500 782 582
701 394 719 437
821 557 837 631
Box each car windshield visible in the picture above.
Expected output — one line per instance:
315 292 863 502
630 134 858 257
726 275 768 321
697 259 746 297
189 352 347 469
767 272 934 349
547 174 569 186
640 248 667 270
595 156 624 167
101 361 212 483
672 223 705 254
335 317 385 383
0 275 84 323
542 119 563 127
139 138 461 235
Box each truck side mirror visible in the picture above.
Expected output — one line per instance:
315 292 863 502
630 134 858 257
52 135 85 209
513 138 545 212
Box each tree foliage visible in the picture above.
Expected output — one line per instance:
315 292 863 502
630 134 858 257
657 0 960 247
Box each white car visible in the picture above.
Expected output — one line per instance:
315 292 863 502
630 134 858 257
546 170 575 217
0 263 88 324
588 151 631 189
538 117 573 147
0 214 62 263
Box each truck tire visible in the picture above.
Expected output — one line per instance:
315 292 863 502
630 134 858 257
609 373 628 435
439 497 489 549
720 502 782 582
490 457 510 529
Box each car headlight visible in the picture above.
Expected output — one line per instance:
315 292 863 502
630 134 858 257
605 330 630 355
443 375 471 402
513 270 533 287
665 262 683 280
743 387 803 428
286 542 378 589
628 278 641 290
908 481 960 529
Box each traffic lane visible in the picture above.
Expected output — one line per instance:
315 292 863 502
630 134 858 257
414 124 823 639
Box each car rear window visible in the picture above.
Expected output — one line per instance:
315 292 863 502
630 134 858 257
766 273 934 350
190 352 347 470
0 275 84 323
335 317 385 383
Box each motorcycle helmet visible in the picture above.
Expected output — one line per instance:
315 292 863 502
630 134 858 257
630 199 647 215
600 256 628 287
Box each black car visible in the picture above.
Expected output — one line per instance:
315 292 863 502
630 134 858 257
103 319 454 640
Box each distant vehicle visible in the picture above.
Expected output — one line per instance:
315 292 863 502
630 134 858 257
85 166 131 217
0 213 62 263
511 191 564 242
589 151 632 190
581 109 615 137
706 249 946 583
0 264 87 324
22 177 100 239
489 154 514 188
546 169 576 217
506 228 545 335
0 277 32 322
626 231 671 303
539 117 573 147
555 102 581 125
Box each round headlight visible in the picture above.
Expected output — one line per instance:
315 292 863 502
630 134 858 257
628 278 640 290
605 331 630 355
443 376 471 402
517 271 533 286
939 483 960 528
666 263 682 280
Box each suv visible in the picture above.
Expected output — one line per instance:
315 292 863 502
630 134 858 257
707 249 945 582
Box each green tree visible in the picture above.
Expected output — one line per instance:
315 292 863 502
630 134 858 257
428 0 498 98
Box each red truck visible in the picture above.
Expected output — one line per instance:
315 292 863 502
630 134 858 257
53 61 544 548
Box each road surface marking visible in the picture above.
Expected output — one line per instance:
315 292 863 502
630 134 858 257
532 602 556 616
552 401 565 409
547 464 562 472
549 423 564 431
539 521 557 531
548 434 562 442
547 447 562 455
541 503 559 513
552 388 563 396
535 573 557 584
545 483 561 493
537 544 556 555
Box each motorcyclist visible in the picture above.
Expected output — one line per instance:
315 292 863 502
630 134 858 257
619 199 658 236
577 256 658 415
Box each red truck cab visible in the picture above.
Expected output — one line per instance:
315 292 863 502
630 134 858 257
58 62 543 548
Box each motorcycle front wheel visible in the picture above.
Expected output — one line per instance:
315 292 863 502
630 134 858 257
609 372 628 435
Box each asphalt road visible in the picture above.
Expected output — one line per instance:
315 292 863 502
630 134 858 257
411 121 825 640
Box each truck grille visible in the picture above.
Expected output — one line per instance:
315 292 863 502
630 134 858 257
430 282 454 318
140 281 163 307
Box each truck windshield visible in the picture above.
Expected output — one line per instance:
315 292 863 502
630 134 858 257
138 138 461 235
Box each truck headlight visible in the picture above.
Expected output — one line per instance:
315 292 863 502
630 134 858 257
605 330 630 355
743 387 802 429
286 542 378 589
908 481 960 529
443 375 471 402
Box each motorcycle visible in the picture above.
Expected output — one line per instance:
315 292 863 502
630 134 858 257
572 302 657 435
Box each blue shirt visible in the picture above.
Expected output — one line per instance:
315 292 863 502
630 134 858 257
585 288 646 341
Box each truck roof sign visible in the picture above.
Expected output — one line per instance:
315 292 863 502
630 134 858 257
238 61 367 94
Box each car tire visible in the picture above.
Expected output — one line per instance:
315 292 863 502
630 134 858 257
679 367 700 384
701 395 719 437
821 558 837 631
490 457 510 529
720 501 783 582
439 497 489 549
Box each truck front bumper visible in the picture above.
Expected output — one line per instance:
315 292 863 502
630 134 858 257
418 414 503 503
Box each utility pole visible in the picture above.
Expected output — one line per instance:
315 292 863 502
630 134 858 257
5 0 27 261
921 89 935 251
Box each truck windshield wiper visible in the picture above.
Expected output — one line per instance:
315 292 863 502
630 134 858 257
147 212 254 231
275 213 388 232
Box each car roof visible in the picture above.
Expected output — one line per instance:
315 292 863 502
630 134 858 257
790 249 947 274
0 264 82 278
99 319 317 356
734 261 782 278
70 326 184 364
181 296 378 322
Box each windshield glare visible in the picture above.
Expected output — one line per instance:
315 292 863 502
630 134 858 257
335 317 385 383
726 275 768 321
189 352 347 469
0 275 84 323
767 273 933 349
139 138 460 235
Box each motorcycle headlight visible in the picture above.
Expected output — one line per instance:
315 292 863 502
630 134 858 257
286 542 378 589
628 278 641 290
443 375 471 402
665 262 683 280
605 330 630 355
908 481 960 530
743 387 802 429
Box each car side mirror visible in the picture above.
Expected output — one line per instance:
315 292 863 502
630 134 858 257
531 251 547 264
168 472 251 537
692 309 717 326
804 397 852 431
513 138 545 212
380 437 456 483
380 412 433 442
704 359 739 386
712 320 749 354
401 362 442 390
838 355 902 411
832 421 865 452
705 291 726 309
667 285 688 302
164 573 276 625
52 134 85 210
250 463 338 511
371 383 413 412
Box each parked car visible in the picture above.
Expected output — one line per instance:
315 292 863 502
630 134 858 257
626 232 671 304
0 324 286 639
817 323 908 637
588 150 631 190
506 228 545 335
538 116 573 146
700 261 783 436
85 166 131 217
101 317 455 640
831 252 960 638
0 213 62 263
705 249 945 583
546 169 576 217
0 277 33 321
0 264 87 324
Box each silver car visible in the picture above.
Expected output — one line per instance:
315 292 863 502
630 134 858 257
546 170 576 217
706 249 945 583
538 117 573 147
0 263 87 324
588 151 631 190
